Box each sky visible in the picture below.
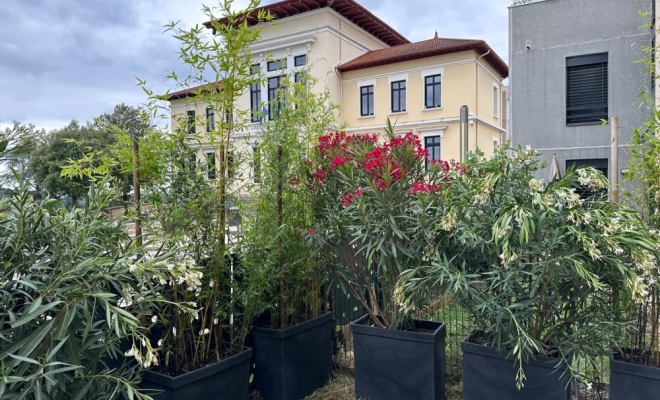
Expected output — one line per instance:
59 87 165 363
0 0 511 131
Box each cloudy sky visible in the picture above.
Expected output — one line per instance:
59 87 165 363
0 0 510 130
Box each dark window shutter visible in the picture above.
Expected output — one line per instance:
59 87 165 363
566 54 608 125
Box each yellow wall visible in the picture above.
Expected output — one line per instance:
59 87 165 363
340 50 505 162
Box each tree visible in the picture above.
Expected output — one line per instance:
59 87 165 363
93 103 153 217
0 121 46 196
29 120 114 207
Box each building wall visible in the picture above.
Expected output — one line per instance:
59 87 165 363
170 7 395 186
509 0 652 180
340 50 505 161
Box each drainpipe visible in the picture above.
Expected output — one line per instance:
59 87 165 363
475 49 491 152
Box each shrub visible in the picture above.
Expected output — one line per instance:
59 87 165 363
309 120 460 329
0 178 182 399
399 145 660 387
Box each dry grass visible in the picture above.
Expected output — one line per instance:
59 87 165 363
250 356 464 400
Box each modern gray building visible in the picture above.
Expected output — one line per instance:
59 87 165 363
509 0 653 182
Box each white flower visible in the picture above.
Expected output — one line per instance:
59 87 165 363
528 178 545 193
158 339 163 346
213 318 218 325
199 328 210 335
614 248 624 255
151 315 157 323
129 264 137 273
209 280 214 288
172 327 177 337
525 145 531 151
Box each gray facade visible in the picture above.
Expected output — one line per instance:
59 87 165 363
509 0 653 181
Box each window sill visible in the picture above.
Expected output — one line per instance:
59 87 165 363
358 115 376 119
422 107 442 112
389 111 407 116
566 121 607 127
493 115 499 120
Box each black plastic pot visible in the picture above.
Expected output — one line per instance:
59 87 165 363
351 314 446 400
251 312 333 400
609 352 660 400
139 347 252 400
461 335 570 400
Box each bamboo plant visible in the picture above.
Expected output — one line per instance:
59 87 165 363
240 66 341 329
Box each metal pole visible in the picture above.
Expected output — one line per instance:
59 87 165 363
611 117 619 203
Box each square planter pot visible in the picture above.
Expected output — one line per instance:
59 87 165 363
139 347 252 400
609 352 660 400
251 312 333 400
461 335 570 400
351 314 446 400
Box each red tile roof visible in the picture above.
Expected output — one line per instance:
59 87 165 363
337 37 509 78
204 0 409 47
166 82 222 101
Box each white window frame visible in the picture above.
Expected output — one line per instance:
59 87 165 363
358 79 376 118
389 73 408 115
493 135 500 151
421 68 444 110
418 128 446 166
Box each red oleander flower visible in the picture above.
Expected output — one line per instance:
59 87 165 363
408 181 442 195
289 178 301 186
340 189 364 207
331 155 349 169
309 228 316 235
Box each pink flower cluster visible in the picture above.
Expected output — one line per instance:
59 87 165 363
408 181 442 195
341 189 363 207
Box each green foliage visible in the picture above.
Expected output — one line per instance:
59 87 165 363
240 66 341 329
135 0 273 375
309 120 459 329
399 145 660 387
29 121 115 206
622 9 660 365
0 122 45 194
0 177 185 399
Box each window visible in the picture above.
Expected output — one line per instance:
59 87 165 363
253 145 261 183
225 108 232 124
425 136 441 170
227 152 235 179
206 107 215 132
493 85 499 117
566 53 608 125
187 110 196 135
493 136 500 151
250 64 261 122
294 55 307 67
360 85 374 117
185 152 197 174
267 59 286 71
268 76 284 120
391 80 406 113
425 74 441 109
206 151 216 180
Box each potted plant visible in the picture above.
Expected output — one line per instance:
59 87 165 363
308 120 457 400
240 67 340 400
0 175 185 399
399 145 658 400
608 16 660 398
132 1 273 398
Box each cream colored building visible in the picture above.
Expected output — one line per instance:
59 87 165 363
168 0 508 180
